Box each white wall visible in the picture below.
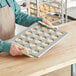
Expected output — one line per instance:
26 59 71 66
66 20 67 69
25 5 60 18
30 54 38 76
70 0 75 1
67 0 76 8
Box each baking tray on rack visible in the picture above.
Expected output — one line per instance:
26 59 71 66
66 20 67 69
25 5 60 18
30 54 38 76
30 3 37 10
45 13 61 22
30 1 61 13
9 22 67 58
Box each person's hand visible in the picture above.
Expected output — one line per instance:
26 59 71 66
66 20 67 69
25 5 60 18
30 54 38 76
42 19 52 26
10 43 24 56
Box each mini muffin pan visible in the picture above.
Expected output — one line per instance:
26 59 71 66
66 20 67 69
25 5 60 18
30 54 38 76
9 22 67 58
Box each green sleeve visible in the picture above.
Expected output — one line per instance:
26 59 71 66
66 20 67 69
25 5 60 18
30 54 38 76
14 0 43 27
0 40 12 53
0 0 1 2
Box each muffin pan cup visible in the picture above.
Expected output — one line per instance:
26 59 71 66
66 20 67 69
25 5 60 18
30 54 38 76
9 22 67 58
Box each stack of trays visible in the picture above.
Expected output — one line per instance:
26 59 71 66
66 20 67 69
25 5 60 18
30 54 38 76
30 1 61 17
9 22 67 58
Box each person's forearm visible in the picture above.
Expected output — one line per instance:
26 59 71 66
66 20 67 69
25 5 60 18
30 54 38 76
15 12 43 27
0 40 12 53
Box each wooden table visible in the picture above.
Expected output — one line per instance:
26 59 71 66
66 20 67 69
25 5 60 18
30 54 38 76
0 21 76 76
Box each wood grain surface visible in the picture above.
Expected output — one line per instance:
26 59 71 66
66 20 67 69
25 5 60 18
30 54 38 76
0 21 76 76
43 66 71 76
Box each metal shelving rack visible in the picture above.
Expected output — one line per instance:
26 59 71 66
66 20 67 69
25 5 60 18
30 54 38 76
28 0 67 25
17 0 29 14
17 0 67 26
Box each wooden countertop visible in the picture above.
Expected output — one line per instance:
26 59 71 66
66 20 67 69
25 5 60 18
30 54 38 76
0 21 76 76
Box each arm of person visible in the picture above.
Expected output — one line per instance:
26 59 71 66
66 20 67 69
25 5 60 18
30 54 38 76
13 0 42 27
0 40 11 53
0 0 2 2
0 40 23 56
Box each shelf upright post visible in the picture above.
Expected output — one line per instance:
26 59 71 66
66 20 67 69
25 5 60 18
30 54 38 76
61 0 64 23
65 0 68 23
27 0 30 15
36 0 40 17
